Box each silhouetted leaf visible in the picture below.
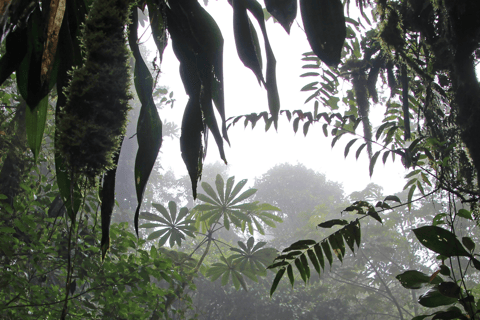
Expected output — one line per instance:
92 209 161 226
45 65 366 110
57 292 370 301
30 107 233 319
129 11 162 236
265 0 297 33
318 219 348 228
300 0 346 66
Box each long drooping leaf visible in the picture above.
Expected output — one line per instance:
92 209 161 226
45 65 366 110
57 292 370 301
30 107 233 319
264 0 297 34
25 95 48 163
300 0 346 66
232 0 265 85
0 25 28 86
16 8 51 161
53 2 84 222
129 9 163 236
244 0 280 126
100 146 122 260
145 0 168 62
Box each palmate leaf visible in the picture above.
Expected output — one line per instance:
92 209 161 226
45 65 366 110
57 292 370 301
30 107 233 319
206 256 248 291
141 201 194 247
194 175 277 233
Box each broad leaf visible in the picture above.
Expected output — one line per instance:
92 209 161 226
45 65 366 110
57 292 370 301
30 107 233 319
413 226 470 257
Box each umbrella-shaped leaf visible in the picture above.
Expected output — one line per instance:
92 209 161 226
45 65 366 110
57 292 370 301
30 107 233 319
247 236 255 250
225 176 235 201
196 194 219 206
216 174 225 202
152 203 172 224
228 179 248 202
229 188 257 205
158 230 172 247
139 223 163 229
252 217 265 235
202 181 223 205
148 228 169 241
168 201 177 222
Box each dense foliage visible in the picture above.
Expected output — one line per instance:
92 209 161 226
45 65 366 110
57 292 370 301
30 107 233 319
1 0 480 319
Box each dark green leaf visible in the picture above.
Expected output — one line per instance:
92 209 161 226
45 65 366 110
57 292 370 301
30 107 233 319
300 252 310 280
318 219 348 228
313 244 324 270
287 264 294 287
147 228 169 241
270 267 285 296
344 138 358 158
356 143 367 160
300 0 346 66
396 270 443 289
462 237 475 252
369 151 381 177
413 226 470 257
418 287 457 308
307 249 320 275
321 241 333 267
130 12 163 236
265 0 297 33
384 195 401 203
295 257 307 283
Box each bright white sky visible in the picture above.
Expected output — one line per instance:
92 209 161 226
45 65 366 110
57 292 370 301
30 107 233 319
144 1 408 196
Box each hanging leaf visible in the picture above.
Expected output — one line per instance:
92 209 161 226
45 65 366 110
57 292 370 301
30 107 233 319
232 0 265 84
0 21 28 86
100 144 122 260
146 0 168 62
264 0 297 34
270 267 285 296
369 150 381 177
318 219 348 228
344 138 358 158
25 95 48 163
128 9 163 236
321 241 333 266
300 0 346 66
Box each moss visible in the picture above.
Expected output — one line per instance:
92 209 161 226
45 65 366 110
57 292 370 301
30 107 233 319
57 0 134 179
